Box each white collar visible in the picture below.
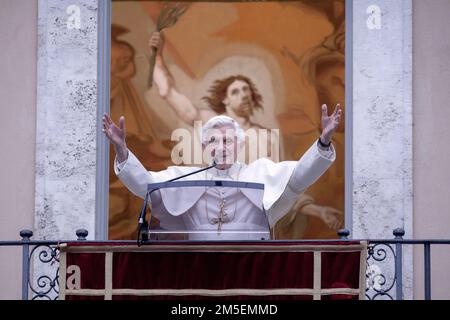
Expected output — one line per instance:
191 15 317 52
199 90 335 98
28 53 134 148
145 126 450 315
211 162 241 178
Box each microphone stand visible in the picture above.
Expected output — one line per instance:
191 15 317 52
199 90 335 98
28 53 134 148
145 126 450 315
137 162 217 246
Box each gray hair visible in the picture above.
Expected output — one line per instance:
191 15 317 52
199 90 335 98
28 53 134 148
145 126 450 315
201 115 245 145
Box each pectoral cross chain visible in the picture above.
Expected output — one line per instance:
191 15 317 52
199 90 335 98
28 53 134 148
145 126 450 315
211 200 230 232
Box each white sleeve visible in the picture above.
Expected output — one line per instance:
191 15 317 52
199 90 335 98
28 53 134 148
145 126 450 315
265 140 336 227
114 150 155 199
115 158 127 173
287 139 336 194
316 143 335 160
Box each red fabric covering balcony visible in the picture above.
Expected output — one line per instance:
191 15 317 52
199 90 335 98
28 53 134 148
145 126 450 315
59 241 367 300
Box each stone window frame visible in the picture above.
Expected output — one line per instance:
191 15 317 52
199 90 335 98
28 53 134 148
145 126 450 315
95 0 354 239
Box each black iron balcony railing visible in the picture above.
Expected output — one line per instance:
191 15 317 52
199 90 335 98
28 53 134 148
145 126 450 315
0 228 448 300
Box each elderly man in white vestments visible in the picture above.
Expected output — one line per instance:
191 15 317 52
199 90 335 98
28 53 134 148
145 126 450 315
103 104 342 240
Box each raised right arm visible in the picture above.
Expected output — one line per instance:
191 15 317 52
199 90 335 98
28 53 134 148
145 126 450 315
114 150 155 199
103 113 155 199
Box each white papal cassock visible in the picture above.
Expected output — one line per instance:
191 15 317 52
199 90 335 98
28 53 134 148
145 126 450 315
115 140 335 240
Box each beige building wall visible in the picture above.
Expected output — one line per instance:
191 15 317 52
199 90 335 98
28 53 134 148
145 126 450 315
0 0 37 299
413 0 450 300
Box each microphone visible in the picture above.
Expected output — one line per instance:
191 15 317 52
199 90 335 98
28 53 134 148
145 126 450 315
137 161 217 246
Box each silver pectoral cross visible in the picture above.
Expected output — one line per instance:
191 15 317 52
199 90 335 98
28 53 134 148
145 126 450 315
211 200 230 232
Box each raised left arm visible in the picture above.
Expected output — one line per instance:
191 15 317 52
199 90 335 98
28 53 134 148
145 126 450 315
288 103 343 193
265 104 343 227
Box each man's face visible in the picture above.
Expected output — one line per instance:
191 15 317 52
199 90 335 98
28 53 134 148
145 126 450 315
223 80 254 118
202 125 238 166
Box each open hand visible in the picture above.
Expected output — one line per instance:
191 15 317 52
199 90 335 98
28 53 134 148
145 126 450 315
317 206 344 230
320 104 342 144
102 113 128 162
